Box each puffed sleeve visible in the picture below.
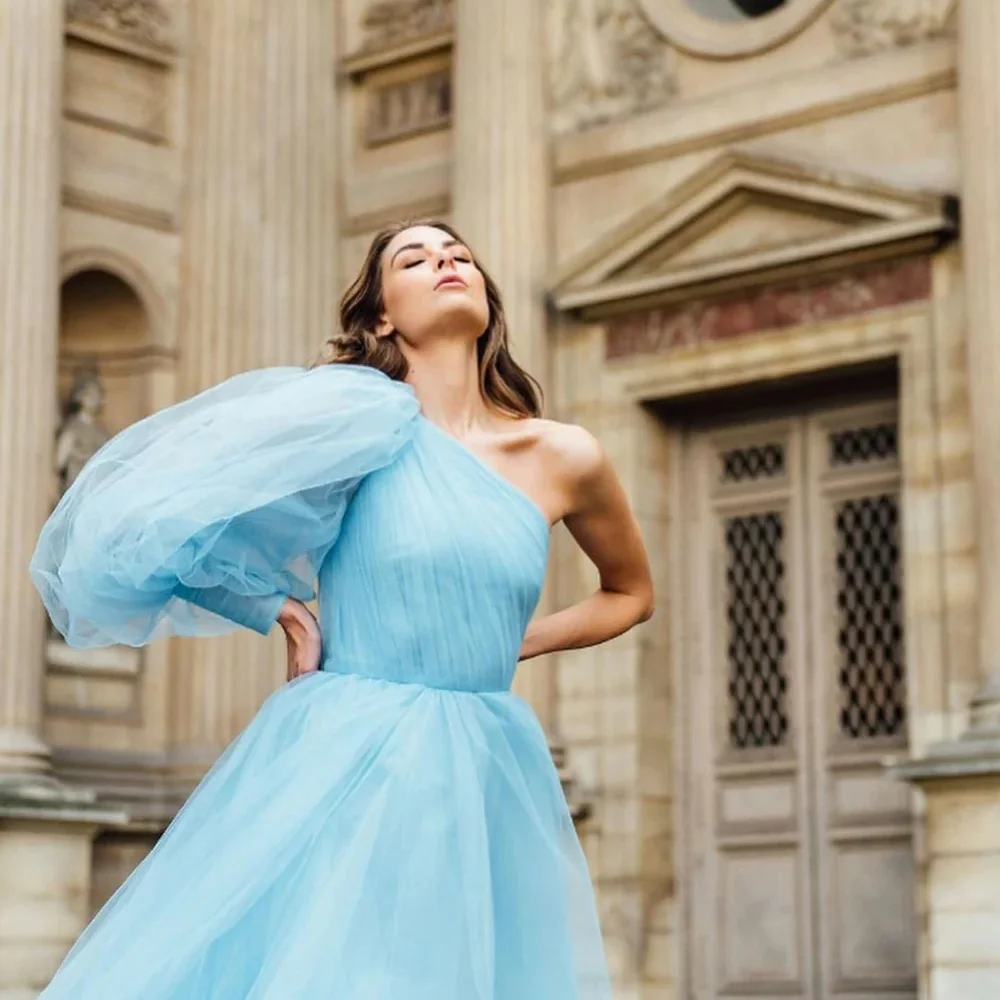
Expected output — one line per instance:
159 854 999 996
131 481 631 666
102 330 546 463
30 364 420 648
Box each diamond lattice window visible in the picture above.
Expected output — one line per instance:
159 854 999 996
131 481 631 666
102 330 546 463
835 494 905 739
829 423 898 467
725 512 789 749
720 443 785 484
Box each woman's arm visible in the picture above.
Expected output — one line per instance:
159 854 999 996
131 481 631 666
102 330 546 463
519 424 654 662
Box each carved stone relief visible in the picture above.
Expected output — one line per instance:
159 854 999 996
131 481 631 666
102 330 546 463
367 67 452 144
606 257 931 359
66 0 173 49
360 0 454 51
548 0 677 135
831 0 956 58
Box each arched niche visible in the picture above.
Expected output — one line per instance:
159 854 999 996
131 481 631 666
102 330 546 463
59 268 153 437
48 269 155 718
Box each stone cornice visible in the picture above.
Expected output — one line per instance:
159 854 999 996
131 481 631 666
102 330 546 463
551 150 956 318
342 0 453 80
889 739 1000 784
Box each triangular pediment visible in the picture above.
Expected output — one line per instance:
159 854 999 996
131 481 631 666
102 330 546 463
552 151 955 316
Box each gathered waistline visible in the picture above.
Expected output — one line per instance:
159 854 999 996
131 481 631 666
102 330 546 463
316 665 511 696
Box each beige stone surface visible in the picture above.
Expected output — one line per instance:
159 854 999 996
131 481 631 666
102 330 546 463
920 779 1000 999
0 820 99 1000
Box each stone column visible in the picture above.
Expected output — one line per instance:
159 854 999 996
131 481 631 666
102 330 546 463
959 0 1000 740
0 0 64 781
892 6 1000 999
0 9 125 997
451 0 555 728
172 0 340 775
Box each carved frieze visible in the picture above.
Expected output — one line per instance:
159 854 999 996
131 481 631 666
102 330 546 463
548 0 677 135
360 0 454 51
66 0 173 49
831 0 956 58
367 67 452 144
606 257 931 360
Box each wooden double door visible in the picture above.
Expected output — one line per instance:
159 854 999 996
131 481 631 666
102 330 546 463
679 398 917 1000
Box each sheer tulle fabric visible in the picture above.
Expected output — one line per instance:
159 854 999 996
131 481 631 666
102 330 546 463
32 364 612 999
31 364 420 646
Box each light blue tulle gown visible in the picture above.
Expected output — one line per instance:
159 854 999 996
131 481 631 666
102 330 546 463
30 363 611 999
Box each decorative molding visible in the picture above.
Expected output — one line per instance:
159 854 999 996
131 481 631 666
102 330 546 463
551 150 955 316
548 0 677 135
367 66 451 145
359 0 453 52
554 37 955 183
66 0 174 51
605 257 931 360
831 0 956 58
46 639 142 679
62 185 177 233
636 0 832 58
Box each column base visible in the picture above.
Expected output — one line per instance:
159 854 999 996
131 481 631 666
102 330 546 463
0 790 126 1000
890 693 1000 1000
0 728 52 778
967 670 1000 736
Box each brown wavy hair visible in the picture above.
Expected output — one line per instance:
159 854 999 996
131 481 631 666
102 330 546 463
311 220 542 418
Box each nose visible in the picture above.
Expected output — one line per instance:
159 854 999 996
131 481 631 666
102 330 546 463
434 249 457 270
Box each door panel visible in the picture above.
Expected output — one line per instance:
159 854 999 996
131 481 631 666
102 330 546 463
681 401 916 1000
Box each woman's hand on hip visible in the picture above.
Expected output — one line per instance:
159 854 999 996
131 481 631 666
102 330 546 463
277 598 322 681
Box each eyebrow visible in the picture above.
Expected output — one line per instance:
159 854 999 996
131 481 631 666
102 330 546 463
389 238 464 265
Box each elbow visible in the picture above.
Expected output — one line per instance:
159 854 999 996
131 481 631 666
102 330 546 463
634 589 655 625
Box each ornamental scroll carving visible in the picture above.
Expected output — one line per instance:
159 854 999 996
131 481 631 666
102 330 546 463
548 0 677 135
66 0 173 48
360 0 454 51
831 0 955 57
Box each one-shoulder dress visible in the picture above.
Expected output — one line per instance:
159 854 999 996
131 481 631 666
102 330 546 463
30 363 612 999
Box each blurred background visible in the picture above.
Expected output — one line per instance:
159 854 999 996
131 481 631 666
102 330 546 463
2 1 998 998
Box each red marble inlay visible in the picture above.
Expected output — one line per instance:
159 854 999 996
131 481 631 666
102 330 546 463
605 257 932 361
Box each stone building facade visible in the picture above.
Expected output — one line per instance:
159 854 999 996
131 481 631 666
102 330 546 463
0 1 997 998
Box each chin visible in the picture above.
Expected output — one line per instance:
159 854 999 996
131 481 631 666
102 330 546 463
427 299 489 337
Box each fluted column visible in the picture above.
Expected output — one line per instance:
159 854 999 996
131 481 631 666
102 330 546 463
0 0 65 779
958 0 1000 735
452 0 551 385
173 0 339 767
452 0 555 730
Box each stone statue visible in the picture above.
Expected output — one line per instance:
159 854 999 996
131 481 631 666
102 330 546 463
55 369 112 495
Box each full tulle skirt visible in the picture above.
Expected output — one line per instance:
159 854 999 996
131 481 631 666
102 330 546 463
40 670 612 999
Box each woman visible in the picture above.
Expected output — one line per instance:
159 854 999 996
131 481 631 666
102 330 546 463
31 221 654 999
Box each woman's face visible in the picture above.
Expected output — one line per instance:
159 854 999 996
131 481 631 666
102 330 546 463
378 225 489 345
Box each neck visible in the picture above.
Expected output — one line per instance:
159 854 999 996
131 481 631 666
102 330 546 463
401 338 491 433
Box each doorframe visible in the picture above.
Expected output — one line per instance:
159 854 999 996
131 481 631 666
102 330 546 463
601 248 969 999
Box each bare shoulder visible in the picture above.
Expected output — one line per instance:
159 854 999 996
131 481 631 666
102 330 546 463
529 418 605 481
